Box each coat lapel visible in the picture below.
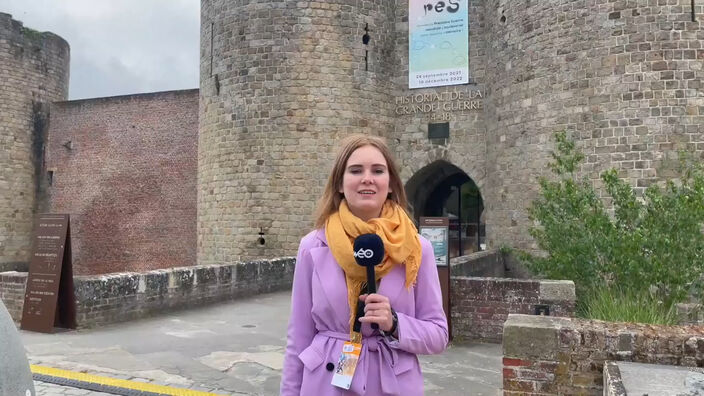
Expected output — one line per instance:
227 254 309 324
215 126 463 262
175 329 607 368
377 263 408 305
309 231 350 324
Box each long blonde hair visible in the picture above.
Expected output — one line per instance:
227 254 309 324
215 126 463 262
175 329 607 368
314 134 408 228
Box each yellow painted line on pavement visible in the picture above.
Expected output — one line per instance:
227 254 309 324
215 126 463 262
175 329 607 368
30 365 222 396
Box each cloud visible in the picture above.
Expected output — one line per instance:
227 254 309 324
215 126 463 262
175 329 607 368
2 0 199 99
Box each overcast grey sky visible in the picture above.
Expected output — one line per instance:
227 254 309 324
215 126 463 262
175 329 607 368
3 0 200 100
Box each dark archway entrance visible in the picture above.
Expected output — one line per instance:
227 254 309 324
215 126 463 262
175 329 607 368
406 161 484 257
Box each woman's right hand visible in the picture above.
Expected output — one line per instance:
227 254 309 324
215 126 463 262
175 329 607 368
358 293 394 332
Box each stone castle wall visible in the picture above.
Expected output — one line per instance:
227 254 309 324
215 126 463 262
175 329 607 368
199 0 703 264
483 0 704 250
0 13 69 271
198 0 397 264
46 90 199 275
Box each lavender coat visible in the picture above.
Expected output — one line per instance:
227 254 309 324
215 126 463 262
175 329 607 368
280 229 449 396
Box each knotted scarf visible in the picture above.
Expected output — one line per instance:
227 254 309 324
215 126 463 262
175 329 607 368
325 200 422 337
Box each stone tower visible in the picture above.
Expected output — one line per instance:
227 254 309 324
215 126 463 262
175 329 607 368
0 14 70 271
482 0 703 249
198 1 397 263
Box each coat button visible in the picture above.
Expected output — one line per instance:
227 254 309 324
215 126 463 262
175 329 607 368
326 362 335 371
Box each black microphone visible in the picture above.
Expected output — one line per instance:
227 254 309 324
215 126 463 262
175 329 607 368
353 233 384 330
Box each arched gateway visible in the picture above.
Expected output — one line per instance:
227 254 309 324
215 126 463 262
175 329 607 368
406 161 484 258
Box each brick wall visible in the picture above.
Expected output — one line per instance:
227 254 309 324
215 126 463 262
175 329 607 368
451 277 575 343
502 314 704 395
0 256 294 327
0 13 69 270
45 90 199 275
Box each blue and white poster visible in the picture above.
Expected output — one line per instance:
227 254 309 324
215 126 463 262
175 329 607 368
409 0 469 89
419 226 449 267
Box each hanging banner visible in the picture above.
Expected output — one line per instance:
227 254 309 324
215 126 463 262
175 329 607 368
408 0 469 89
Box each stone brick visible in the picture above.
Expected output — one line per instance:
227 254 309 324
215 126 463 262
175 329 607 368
143 270 169 295
539 281 576 302
503 315 571 360
235 261 259 287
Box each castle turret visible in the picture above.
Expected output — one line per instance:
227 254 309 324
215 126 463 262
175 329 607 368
198 1 396 263
0 13 69 271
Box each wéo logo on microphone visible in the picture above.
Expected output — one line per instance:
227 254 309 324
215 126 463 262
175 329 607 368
354 248 374 259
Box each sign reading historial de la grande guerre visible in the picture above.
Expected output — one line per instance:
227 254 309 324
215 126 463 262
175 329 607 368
395 89 482 113
409 0 469 89
21 214 76 333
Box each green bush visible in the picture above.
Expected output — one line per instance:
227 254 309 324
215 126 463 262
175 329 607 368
580 286 677 325
522 131 704 316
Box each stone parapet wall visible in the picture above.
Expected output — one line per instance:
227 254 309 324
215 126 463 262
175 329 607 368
602 362 627 396
451 278 575 343
502 314 704 395
0 257 294 328
450 249 505 278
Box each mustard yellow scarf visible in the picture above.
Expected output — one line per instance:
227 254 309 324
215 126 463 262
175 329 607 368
325 200 422 335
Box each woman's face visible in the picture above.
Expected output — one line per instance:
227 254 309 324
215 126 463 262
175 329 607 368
340 145 391 222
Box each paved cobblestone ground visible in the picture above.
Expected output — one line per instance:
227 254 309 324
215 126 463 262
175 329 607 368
22 292 501 395
34 381 113 395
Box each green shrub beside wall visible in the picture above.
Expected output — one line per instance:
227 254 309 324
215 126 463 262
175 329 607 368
521 132 704 323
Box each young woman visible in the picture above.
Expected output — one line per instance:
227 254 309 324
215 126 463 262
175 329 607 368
280 135 448 395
